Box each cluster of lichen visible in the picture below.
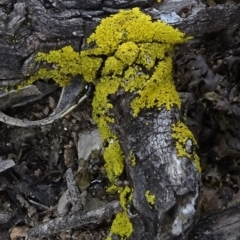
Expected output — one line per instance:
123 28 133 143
23 8 197 239
106 186 133 240
24 7 190 181
18 46 102 90
127 151 137 167
172 121 201 172
145 190 156 208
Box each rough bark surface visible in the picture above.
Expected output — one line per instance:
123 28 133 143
111 92 200 239
0 1 240 84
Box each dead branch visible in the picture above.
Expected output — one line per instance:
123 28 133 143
27 200 121 239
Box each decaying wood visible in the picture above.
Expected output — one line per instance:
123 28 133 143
27 200 121 239
0 1 240 240
0 1 240 84
110 92 200 239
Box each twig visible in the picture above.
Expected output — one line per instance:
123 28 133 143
27 200 121 239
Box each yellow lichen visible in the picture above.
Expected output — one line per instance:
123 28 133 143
106 184 123 194
84 8 187 117
18 46 102 90
136 43 170 69
18 8 196 239
102 56 124 76
145 190 156 207
109 211 133 239
84 8 190 182
103 139 124 183
107 186 133 240
18 6 192 187
120 186 132 210
127 151 137 167
129 56 181 116
171 121 201 172
20 4 194 190
115 42 139 65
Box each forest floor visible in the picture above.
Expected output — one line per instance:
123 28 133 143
1 24 240 240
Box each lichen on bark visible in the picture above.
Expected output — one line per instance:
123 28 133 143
23 7 200 239
23 7 194 181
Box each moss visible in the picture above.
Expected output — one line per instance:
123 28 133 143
171 121 201 172
145 190 156 207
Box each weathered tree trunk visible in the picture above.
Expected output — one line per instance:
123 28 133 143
110 92 200 239
1 1 240 239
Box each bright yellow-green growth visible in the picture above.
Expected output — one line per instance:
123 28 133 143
20 8 197 239
120 186 133 210
112 186 133 238
103 139 124 182
128 151 137 167
85 8 190 183
109 211 133 240
23 7 194 185
107 186 133 239
106 184 122 194
172 121 201 172
145 190 156 207
22 8 190 183
18 46 102 89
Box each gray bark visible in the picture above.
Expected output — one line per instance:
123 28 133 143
27 200 121 239
0 1 240 84
110 91 200 239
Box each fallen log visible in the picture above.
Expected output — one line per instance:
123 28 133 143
0 1 240 83
0 1 240 240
